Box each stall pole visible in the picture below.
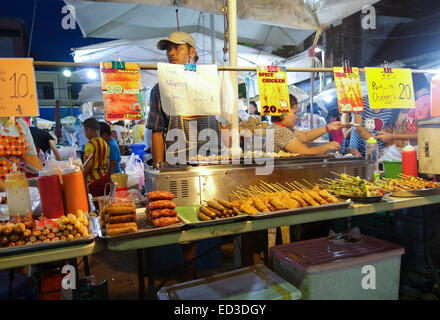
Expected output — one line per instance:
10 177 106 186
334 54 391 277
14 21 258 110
227 0 240 156
210 14 216 64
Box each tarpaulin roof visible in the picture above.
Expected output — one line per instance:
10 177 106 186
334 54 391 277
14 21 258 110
66 0 379 50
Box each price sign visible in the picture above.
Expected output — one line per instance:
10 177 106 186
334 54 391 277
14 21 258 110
257 66 290 116
100 62 145 121
334 67 364 113
0 58 39 117
365 67 415 109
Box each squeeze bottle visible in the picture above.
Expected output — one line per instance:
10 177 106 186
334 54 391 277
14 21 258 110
402 143 418 178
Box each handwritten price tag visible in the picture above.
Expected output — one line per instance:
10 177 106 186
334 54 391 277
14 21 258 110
365 67 415 109
257 66 290 116
0 58 39 117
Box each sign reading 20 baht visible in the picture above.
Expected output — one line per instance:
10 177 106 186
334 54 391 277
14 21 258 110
100 62 145 121
257 66 290 116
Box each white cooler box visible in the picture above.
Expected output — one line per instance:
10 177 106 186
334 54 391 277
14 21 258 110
270 235 404 300
157 264 301 300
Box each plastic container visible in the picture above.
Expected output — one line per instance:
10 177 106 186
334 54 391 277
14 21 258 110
402 144 418 178
62 167 89 214
38 168 64 219
157 264 301 300
365 137 379 181
5 170 31 217
130 144 146 161
270 235 404 300
383 161 403 179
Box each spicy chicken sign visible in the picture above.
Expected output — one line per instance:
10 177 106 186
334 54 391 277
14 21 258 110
333 67 364 113
100 62 145 121
257 66 290 116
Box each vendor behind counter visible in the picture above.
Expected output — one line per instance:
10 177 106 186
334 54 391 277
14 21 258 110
0 117 43 191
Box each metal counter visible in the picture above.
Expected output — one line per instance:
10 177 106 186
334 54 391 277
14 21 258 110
145 156 372 206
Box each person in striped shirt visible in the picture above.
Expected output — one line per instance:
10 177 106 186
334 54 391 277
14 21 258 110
83 117 111 197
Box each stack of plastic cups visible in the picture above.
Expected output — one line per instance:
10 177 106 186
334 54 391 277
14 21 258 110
62 167 89 214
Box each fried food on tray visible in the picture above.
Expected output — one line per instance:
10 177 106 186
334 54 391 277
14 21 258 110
148 200 176 211
149 209 178 219
252 196 270 212
151 216 181 227
313 186 339 203
306 190 328 205
291 190 318 206
381 176 439 192
231 200 243 209
240 197 259 215
106 222 138 236
147 191 174 201
108 214 136 224
107 202 137 216
268 196 287 211
279 193 300 209
288 192 308 207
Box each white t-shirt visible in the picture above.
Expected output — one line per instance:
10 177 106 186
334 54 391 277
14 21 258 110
0 118 37 156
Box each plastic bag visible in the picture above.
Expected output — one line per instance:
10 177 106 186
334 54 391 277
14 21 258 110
379 145 402 162
216 71 235 126
125 153 144 189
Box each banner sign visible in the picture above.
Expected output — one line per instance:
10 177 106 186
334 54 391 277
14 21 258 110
0 58 39 117
365 67 416 109
100 62 145 121
334 67 364 113
257 66 290 116
157 63 220 116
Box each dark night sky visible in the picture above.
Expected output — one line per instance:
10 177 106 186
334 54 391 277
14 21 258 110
1 0 111 61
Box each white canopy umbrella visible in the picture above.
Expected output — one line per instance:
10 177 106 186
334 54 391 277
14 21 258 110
73 32 282 68
66 0 379 50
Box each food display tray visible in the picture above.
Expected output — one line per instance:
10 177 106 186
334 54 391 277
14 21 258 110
390 187 440 198
329 193 383 203
176 205 248 228
248 200 352 220
0 216 96 257
96 208 185 241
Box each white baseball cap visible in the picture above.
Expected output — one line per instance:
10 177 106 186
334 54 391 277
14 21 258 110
157 32 196 50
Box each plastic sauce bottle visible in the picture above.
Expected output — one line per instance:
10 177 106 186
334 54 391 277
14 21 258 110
62 167 89 214
38 168 64 219
5 168 31 217
402 144 418 178
365 137 380 182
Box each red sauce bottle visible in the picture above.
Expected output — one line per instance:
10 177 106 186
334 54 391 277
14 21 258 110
38 169 64 219
402 144 418 178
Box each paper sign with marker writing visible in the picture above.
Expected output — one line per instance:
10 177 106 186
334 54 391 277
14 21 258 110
0 58 39 117
100 61 145 121
365 67 415 109
157 63 220 116
334 67 364 113
257 66 290 116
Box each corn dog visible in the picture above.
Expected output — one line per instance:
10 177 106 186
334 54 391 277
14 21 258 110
306 190 328 205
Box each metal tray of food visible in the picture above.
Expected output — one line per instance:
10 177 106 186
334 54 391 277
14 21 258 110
329 193 384 203
176 205 248 228
247 200 352 220
0 216 96 257
97 208 185 241
390 187 440 198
